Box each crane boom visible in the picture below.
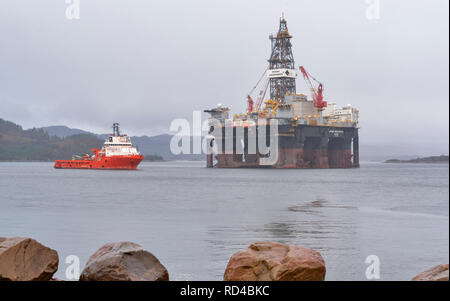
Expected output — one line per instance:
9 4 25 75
299 66 327 109
246 66 270 113
255 78 270 111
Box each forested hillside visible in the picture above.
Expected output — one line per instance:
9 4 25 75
0 118 102 161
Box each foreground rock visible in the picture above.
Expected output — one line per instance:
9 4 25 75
0 237 59 281
412 264 449 281
224 241 326 281
80 242 169 281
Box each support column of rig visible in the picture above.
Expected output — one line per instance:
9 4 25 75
268 17 297 102
353 136 360 168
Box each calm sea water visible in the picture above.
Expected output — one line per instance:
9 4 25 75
0 161 448 281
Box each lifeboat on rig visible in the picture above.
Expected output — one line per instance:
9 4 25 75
54 123 143 170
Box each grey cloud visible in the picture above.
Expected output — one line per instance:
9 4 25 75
0 0 448 153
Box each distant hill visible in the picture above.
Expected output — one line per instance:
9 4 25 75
385 155 449 164
40 125 91 138
44 127 203 161
1 119 175 161
0 119 200 161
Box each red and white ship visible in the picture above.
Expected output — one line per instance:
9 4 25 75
54 123 143 170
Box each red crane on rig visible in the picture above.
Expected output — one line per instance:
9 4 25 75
247 95 254 112
247 66 270 113
299 66 327 110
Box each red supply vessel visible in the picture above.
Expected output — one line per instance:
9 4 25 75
54 123 143 170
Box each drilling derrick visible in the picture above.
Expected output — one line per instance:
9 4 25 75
268 16 297 102
205 16 360 169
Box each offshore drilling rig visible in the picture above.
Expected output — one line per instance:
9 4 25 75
205 16 359 169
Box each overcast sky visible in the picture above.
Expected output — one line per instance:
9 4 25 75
0 0 448 153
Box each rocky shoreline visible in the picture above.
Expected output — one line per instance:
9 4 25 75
0 237 448 281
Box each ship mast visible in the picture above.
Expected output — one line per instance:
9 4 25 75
112 123 121 137
268 15 297 102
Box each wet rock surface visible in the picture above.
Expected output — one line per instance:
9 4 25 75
80 241 169 281
412 264 449 281
224 241 326 281
0 237 59 281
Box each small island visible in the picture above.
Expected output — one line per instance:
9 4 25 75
384 155 449 164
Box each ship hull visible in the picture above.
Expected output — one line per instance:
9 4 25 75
54 155 143 170
206 124 359 169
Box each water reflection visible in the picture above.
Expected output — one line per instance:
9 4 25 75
205 196 360 279
287 197 356 213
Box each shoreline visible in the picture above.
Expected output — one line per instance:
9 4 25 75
384 155 449 164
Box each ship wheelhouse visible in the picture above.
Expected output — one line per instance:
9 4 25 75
101 126 140 157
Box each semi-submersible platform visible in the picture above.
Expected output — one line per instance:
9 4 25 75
205 17 359 169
